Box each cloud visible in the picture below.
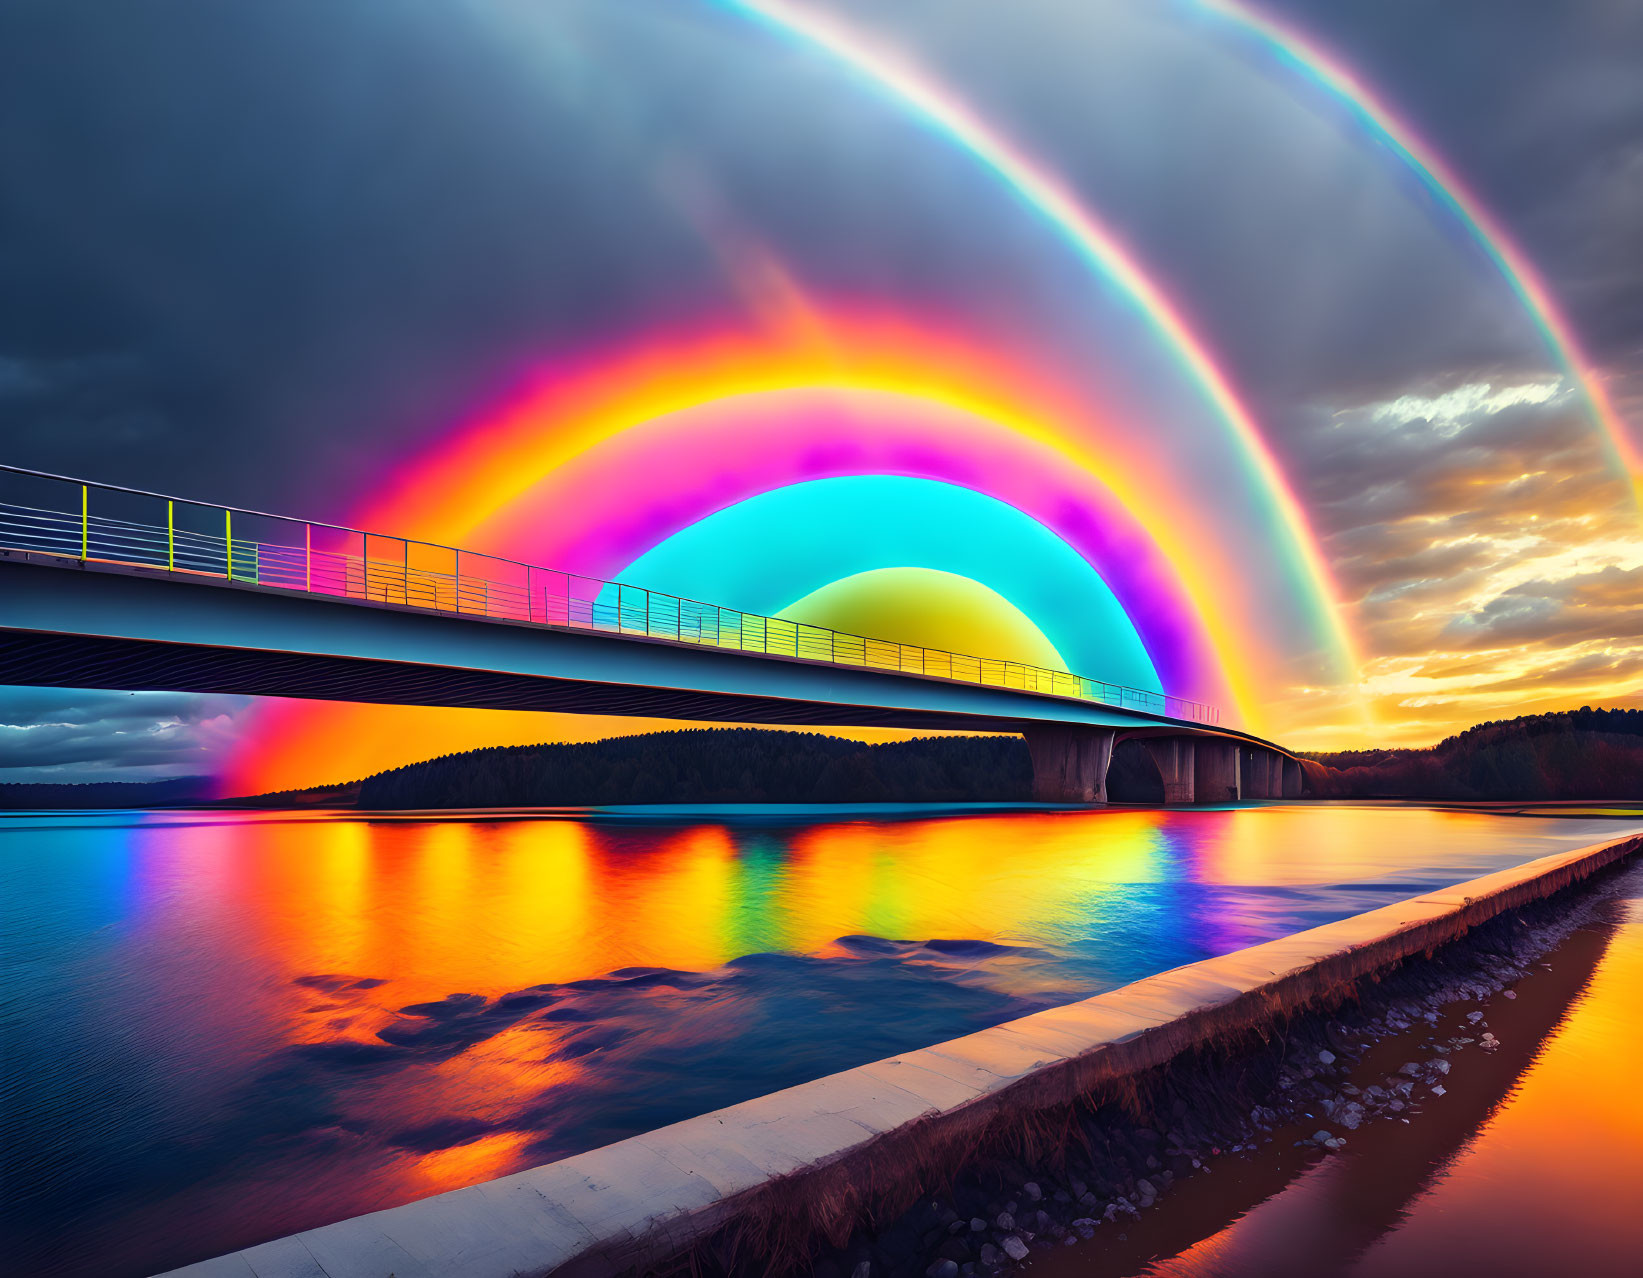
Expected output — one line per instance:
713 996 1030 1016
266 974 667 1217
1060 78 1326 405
0 689 251 783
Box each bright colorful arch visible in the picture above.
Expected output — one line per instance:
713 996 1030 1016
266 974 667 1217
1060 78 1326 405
226 322 1331 795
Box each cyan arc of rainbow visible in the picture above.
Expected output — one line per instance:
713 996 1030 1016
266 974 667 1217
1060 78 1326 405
603 475 1165 693
716 0 1362 685
1198 0 1642 511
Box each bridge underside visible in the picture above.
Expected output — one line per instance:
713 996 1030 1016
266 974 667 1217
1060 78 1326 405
0 628 1025 732
0 556 1308 803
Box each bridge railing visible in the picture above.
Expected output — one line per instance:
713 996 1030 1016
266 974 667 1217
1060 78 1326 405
0 465 1220 725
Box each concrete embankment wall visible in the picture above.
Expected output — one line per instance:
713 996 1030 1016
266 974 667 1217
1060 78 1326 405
160 831 1643 1278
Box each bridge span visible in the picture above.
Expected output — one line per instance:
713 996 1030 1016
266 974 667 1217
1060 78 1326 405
0 466 1307 803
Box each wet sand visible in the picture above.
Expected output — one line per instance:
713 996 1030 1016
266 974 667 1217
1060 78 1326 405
1029 859 1643 1278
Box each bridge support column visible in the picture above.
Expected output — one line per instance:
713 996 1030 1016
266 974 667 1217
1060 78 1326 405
1282 756 1304 798
1194 739 1240 802
1142 738 1196 804
1244 749 1271 800
1025 726 1115 804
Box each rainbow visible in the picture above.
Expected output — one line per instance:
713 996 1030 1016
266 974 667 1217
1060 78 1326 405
230 4 1469 794
718 0 1363 681
1197 0 1643 511
226 317 1350 794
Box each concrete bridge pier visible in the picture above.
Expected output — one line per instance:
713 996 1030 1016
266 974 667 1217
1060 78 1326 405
1142 738 1197 804
1194 739 1241 802
1281 756 1305 799
1244 749 1272 800
1024 725 1116 803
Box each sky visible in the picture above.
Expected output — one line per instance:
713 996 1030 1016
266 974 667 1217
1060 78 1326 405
1 0 1640 786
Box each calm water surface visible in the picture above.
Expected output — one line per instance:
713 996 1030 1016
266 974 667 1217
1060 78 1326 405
2 802 1636 1277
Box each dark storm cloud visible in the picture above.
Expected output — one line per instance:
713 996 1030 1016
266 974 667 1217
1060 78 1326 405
1267 0 1643 365
0 0 755 513
0 690 251 781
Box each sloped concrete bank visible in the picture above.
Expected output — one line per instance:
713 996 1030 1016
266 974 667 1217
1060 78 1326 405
159 832 1643 1278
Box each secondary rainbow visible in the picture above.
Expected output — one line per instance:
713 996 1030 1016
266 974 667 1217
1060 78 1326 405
1199 0 1643 511
717 0 1363 684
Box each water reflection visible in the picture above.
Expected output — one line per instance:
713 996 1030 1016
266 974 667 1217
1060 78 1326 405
1 803 1635 1278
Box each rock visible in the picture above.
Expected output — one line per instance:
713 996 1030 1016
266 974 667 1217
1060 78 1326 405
1035 1211 1053 1232
1431 1058 1450 1075
852 1263 872 1278
995 1212 1015 1232
1504 990 1517 1000
1136 1177 1156 1199
978 1244 1000 1267
1318 1049 1337 1066
1431 1084 1447 1096
970 1218 987 1233
1337 1102 1366 1130
1002 1236 1030 1262
1022 1181 1042 1202
1079 1191 1099 1209
1313 1130 1334 1144
1070 1179 1088 1198
1399 1062 1423 1077
927 1262 959 1278
1072 1218 1099 1239
1467 1011 1484 1024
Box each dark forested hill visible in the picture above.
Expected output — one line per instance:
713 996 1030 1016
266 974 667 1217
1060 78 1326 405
348 729 1175 809
0 776 214 809
352 729 1036 807
1306 707 1643 800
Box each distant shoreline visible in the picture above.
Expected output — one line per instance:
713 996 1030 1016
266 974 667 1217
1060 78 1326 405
6 709 1639 810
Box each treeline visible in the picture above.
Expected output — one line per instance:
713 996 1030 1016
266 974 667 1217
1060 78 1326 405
0 775 212 809
352 729 1036 807
1306 707 1643 800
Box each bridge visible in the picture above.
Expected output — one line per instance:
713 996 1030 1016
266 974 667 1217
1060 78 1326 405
0 465 1307 803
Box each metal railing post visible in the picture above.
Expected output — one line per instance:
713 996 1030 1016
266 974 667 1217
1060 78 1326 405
167 500 174 570
80 485 87 560
225 509 232 579
304 523 311 592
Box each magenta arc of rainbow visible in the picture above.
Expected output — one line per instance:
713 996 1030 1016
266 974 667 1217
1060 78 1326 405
715 0 1363 688
1200 0 1643 512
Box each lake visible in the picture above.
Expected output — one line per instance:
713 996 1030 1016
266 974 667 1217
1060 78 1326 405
3 802 1636 1277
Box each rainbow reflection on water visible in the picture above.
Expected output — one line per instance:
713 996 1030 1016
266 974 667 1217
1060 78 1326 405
3 803 1636 1278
